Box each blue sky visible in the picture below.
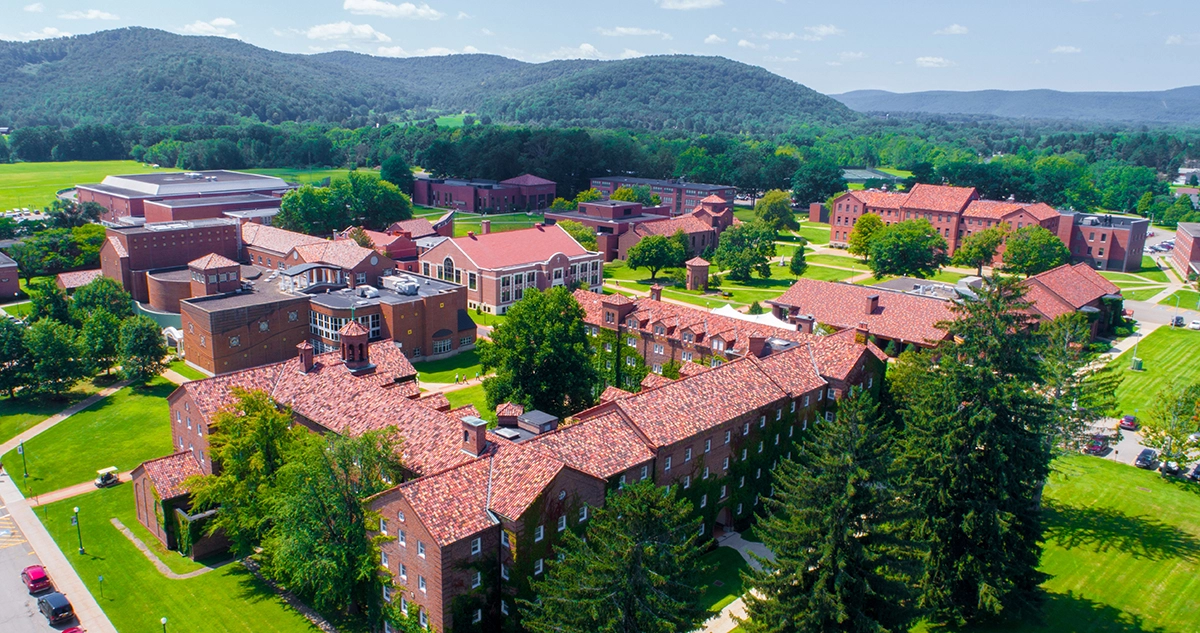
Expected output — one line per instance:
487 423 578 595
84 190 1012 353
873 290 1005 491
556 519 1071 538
3 0 1197 94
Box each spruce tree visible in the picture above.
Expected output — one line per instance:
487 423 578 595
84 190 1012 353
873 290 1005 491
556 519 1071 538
897 276 1052 624
741 391 918 633
521 480 709 633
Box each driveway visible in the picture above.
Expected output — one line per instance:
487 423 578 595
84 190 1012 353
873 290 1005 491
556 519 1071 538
1087 420 1199 475
0 499 60 633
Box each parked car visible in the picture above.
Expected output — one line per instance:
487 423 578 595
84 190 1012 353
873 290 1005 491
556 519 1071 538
1135 448 1158 469
20 564 51 593
1187 463 1200 482
1160 461 1182 476
94 466 119 488
1119 415 1138 430
36 592 74 625
1190 320 1200 330
1084 435 1110 455
1172 316 1186 327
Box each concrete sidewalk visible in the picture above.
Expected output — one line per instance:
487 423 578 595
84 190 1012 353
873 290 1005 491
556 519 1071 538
700 532 776 633
29 472 134 507
0 470 118 633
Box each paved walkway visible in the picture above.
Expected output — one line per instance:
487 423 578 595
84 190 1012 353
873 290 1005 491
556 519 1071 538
109 518 230 580
700 532 776 633
0 380 129 457
29 472 134 507
160 368 192 385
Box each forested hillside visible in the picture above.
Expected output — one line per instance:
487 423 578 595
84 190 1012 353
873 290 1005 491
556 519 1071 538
834 87 1200 125
0 28 854 133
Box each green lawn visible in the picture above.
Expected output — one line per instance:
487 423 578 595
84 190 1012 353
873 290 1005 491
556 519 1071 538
0 376 114 445
1134 257 1170 283
1101 271 1167 285
1107 326 1200 416
444 384 496 422
1 302 32 319
874 167 913 178
433 113 475 128
733 207 757 223
168 360 208 381
413 349 482 384
1158 289 1200 310
469 310 507 328
453 212 545 237
796 223 831 245
806 254 869 271
1 377 174 496
244 167 366 185
39 487 322 633
1121 287 1165 302
697 546 750 613
0 160 169 212
799 265 860 282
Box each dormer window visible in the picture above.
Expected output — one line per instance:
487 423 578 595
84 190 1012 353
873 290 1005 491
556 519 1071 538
627 318 638 328
654 325 665 335
682 332 694 343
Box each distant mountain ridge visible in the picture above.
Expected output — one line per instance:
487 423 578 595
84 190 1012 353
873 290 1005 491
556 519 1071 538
0 27 855 133
832 87 1200 125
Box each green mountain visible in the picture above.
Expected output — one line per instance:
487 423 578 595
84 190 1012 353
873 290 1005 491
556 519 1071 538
833 87 1200 125
0 28 855 133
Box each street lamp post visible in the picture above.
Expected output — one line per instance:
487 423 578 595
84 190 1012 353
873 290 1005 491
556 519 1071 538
161 616 168 633
18 441 27 478
73 506 84 554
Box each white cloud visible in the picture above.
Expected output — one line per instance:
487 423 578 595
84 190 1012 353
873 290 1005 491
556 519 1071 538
737 39 765 50
597 26 671 39
1166 34 1183 45
24 3 44 12
456 11 471 19
1051 45 1082 54
761 31 796 40
764 55 799 62
181 18 239 38
839 51 866 61
704 34 726 44
377 44 477 57
915 56 954 67
799 24 843 41
657 0 722 9
548 43 604 59
480 28 493 36
306 22 391 41
826 62 841 67
343 0 443 20
463 45 479 53
8 26 71 41
59 9 118 20
619 48 645 59
934 24 968 35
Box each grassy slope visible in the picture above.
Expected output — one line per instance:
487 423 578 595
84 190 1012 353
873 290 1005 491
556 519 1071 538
168 360 208 381
0 376 113 445
0 160 169 211
1107 326 1200 416
1 377 174 496
412 349 483 383
244 167 365 185
452 212 545 238
40 487 321 633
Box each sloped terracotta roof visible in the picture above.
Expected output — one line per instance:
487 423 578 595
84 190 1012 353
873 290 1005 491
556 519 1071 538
447 405 481 421
963 200 1024 220
848 190 909 210
700 194 727 204
447 224 591 269
390 457 494 546
292 240 377 270
496 402 524 417
387 218 439 239
1022 282 1076 321
903 184 976 213
685 256 710 266
416 391 451 411
598 386 634 403
751 344 827 397
770 278 955 346
633 213 712 238
1023 202 1061 221
56 269 103 290
640 373 676 390
138 451 203 500
486 439 567 521
189 254 239 270
529 410 654 480
500 174 556 187
1024 263 1119 320
241 223 324 256
106 236 128 258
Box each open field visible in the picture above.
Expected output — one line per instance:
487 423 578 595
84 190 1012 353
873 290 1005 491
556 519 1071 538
244 167 365 185
41 487 322 633
796 223 831 244
1 377 173 496
1106 326 1200 416
413 349 483 384
0 160 169 212
453 212 545 237
806 253 869 271
433 113 474 128
0 375 115 445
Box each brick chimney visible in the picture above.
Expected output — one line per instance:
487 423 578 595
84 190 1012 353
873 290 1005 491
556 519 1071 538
865 294 879 315
480 220 491 235
796 315 815 334
338 320 371 372
461 416 489 457
855 321 870 344
649 284 663 301
748 335 767 358
496 402 524 428
297 341 314 373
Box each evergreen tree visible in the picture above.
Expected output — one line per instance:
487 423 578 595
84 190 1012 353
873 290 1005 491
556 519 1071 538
347 227 375 249
521 480 710 633
742 392 918 633
23 318 87 398
479 287 600 418
789 246 808 277
119 315 167 384
896 276 1052 624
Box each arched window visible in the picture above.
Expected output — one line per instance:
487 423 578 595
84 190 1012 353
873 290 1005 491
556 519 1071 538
358 343 364 361
442 257 455 282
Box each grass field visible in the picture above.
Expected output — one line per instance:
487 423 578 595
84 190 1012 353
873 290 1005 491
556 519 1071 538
1158 289 1200 310
806 253 869 271
168 360 208 381
413 349 483 384
433 113 474 128
796 223 831 245
40 487 322 633
444 384 496 422
0 376 115 445
1121 287 1165 302
1107 326 1200 416
244 167 364 185
1 377 174 496
453 212 545 237
0 160 169 212
697 546 749 613
1 302 32 318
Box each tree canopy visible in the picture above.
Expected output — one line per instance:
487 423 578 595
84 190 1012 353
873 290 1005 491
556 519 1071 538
715 220 777 282
1001 225 1071 277
867 220 949 279
846 213 884 261
276 172 411 235
626 234 684 281
951 227 1005 275
792 156 848 205
753 189 798 231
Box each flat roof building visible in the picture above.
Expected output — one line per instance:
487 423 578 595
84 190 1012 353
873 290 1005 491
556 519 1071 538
589 176 737 216
77 170 292 224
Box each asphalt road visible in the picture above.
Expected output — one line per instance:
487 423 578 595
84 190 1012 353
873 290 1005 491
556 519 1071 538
0 499 65 633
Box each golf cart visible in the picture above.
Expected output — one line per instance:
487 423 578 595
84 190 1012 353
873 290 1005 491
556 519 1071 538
94 467 120 488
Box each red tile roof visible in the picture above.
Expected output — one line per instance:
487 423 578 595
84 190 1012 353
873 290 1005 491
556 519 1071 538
447 224 592 269
138 451 203 500
529 411 654 479
486 439 566 521
685 256 710 267
770 279 955 346
963 200 1025 220
640 373 676 390
598 386 634 403
241 223 324 256
500 174 556 187
107 236 128 258
633 212 713 238
751 344 827 397
496 402 524 417
55 269 103 290
1023 202 1061 222
189 253 239 270
388 457 494 546
848 190 909 210
386 218 440 238
416 391 451 411
903 184 977 213
292 240 378 271
1024 263 1120 320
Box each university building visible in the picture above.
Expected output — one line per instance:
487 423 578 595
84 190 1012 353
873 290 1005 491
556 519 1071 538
545 196 733 262
412 174 557 213
589 176 737 216
77 170 292 225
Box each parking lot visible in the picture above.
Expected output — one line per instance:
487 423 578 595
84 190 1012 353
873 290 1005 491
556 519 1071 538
0 499 61 633
1086 419 1200 478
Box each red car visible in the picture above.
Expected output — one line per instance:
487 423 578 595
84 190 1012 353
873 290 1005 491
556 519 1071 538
1084 435 1110 455
20 564 51 593
1120 415 1139 431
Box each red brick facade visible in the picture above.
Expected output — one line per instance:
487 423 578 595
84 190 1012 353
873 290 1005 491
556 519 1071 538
1174 223 1200 278
412 175 556 213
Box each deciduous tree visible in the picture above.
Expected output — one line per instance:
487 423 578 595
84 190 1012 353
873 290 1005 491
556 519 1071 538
792 156 847 204
81 311 121 375
626 234 683 281
1001 225 1070 277
846 213 884 261
379 154 414 196
951 227 1005 276
754 189 798 231
558 220 597 250
521 480 710 633
119 315 167 384
1037 312 1122 454
0 319 29 397
1140 380 1200 470
867 220 949 279
715 220 777 282
29 280 71 324
71 276 133 322
23 318 87 398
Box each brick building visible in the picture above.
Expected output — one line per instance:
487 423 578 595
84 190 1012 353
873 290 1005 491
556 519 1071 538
55 269 103 293
1023 263 1123 339
77 170 291 224
412 174 556 213
1174 223 1200 278
1068 214 1148 273
100 218 243 305
545 196 732 262
419 223 603 315
142 193 281 224
241 223 326 271
0 252 19 299
589 176 737 216
335 213 454 273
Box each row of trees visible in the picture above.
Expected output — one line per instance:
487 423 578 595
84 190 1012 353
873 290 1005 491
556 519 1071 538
5 223 106 282
274 171 413 236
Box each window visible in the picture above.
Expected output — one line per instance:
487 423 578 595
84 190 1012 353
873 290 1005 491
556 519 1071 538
804 395 810 406
356 272 367 284
472 571 481 588
381 551 389 568
419 610 427 629
756 468 762 479
703 467 710 480
579 505 589 522
383 585 392 603
741 449 747 460
743 423 749 436
400 596 408 615
417 541 426 558
737 503 744 515
683 475 691 489
704 439 711 453
739 476 745 488
700 494 707 508
534 558 544 575
501 601 509 615
725 430 731 444
699 522 705 536
473 609 482 624
418 576 426 593
685 448 692 462
758 441 764 453
682 351 692 362
400 563 407 580
471 537 481 554
468 272 477 290
379 518 388 535
776 409 782 420
534 525 544 542
760 415 767 427
775 434 780 445
828 387 835 399
501 564 509 580
653 344 664 355
720 485 727 499
398 530 406 546
722 457 730 471
825 411 834 422
558 515 567 531
664 456 672 472
626 336 637 347
619 474 626 488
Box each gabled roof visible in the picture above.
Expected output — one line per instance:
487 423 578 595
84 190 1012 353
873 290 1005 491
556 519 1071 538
106 236 128 258
292 240 379 270
700 194 727 204
1023 202 1061 221
388 457 494 546
902 184 976 213
445 224 591 269
529 410 654 479
963 200 1025 220
137 451 203 500
189 253 239 270
598 386 634 403
770 278 955 345
241 223 324 256
500 174 556 187
685 256 710 266
387 218 440 239
56 269 103 290
486 440 566 521
847 190 909 210
1024 263 1120 320
633 213 712 238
